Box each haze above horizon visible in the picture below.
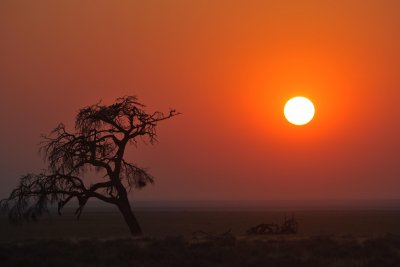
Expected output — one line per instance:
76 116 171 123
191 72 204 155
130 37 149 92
1 0 400 203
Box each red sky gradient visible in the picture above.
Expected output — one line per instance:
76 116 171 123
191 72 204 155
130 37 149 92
1 1 400 204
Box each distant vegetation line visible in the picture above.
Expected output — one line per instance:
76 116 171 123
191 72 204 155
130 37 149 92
43 199 400 211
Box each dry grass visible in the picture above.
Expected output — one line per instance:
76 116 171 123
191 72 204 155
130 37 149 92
1 234 400 267
2 210 400 241
1 210 400 266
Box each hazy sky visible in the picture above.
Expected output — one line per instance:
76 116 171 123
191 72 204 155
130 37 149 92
1 0 400 203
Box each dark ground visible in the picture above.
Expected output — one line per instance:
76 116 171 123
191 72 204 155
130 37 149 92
1 235 400 267
1 210 400 266
2 209 400 240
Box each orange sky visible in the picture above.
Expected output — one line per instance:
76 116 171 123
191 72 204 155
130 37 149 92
1 0 400 204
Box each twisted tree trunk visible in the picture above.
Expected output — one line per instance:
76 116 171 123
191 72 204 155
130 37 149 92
0 96 178 235
117 196 142 236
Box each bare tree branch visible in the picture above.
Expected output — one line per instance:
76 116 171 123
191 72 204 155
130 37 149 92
0 96 179 235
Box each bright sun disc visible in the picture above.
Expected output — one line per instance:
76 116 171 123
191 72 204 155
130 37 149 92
284 97 315 126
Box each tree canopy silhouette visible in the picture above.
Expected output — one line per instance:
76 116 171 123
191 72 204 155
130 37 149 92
0 96 179 235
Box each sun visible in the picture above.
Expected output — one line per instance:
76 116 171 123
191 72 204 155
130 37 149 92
284 97 315 126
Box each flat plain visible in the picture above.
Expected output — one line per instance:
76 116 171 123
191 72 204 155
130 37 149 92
1 209 400 266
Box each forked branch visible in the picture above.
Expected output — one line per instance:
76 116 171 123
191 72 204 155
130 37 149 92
1 96 178 234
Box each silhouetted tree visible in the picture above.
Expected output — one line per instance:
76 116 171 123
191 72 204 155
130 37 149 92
0 96 178 235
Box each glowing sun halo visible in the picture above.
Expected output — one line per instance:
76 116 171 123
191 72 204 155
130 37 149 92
284 97 315 126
